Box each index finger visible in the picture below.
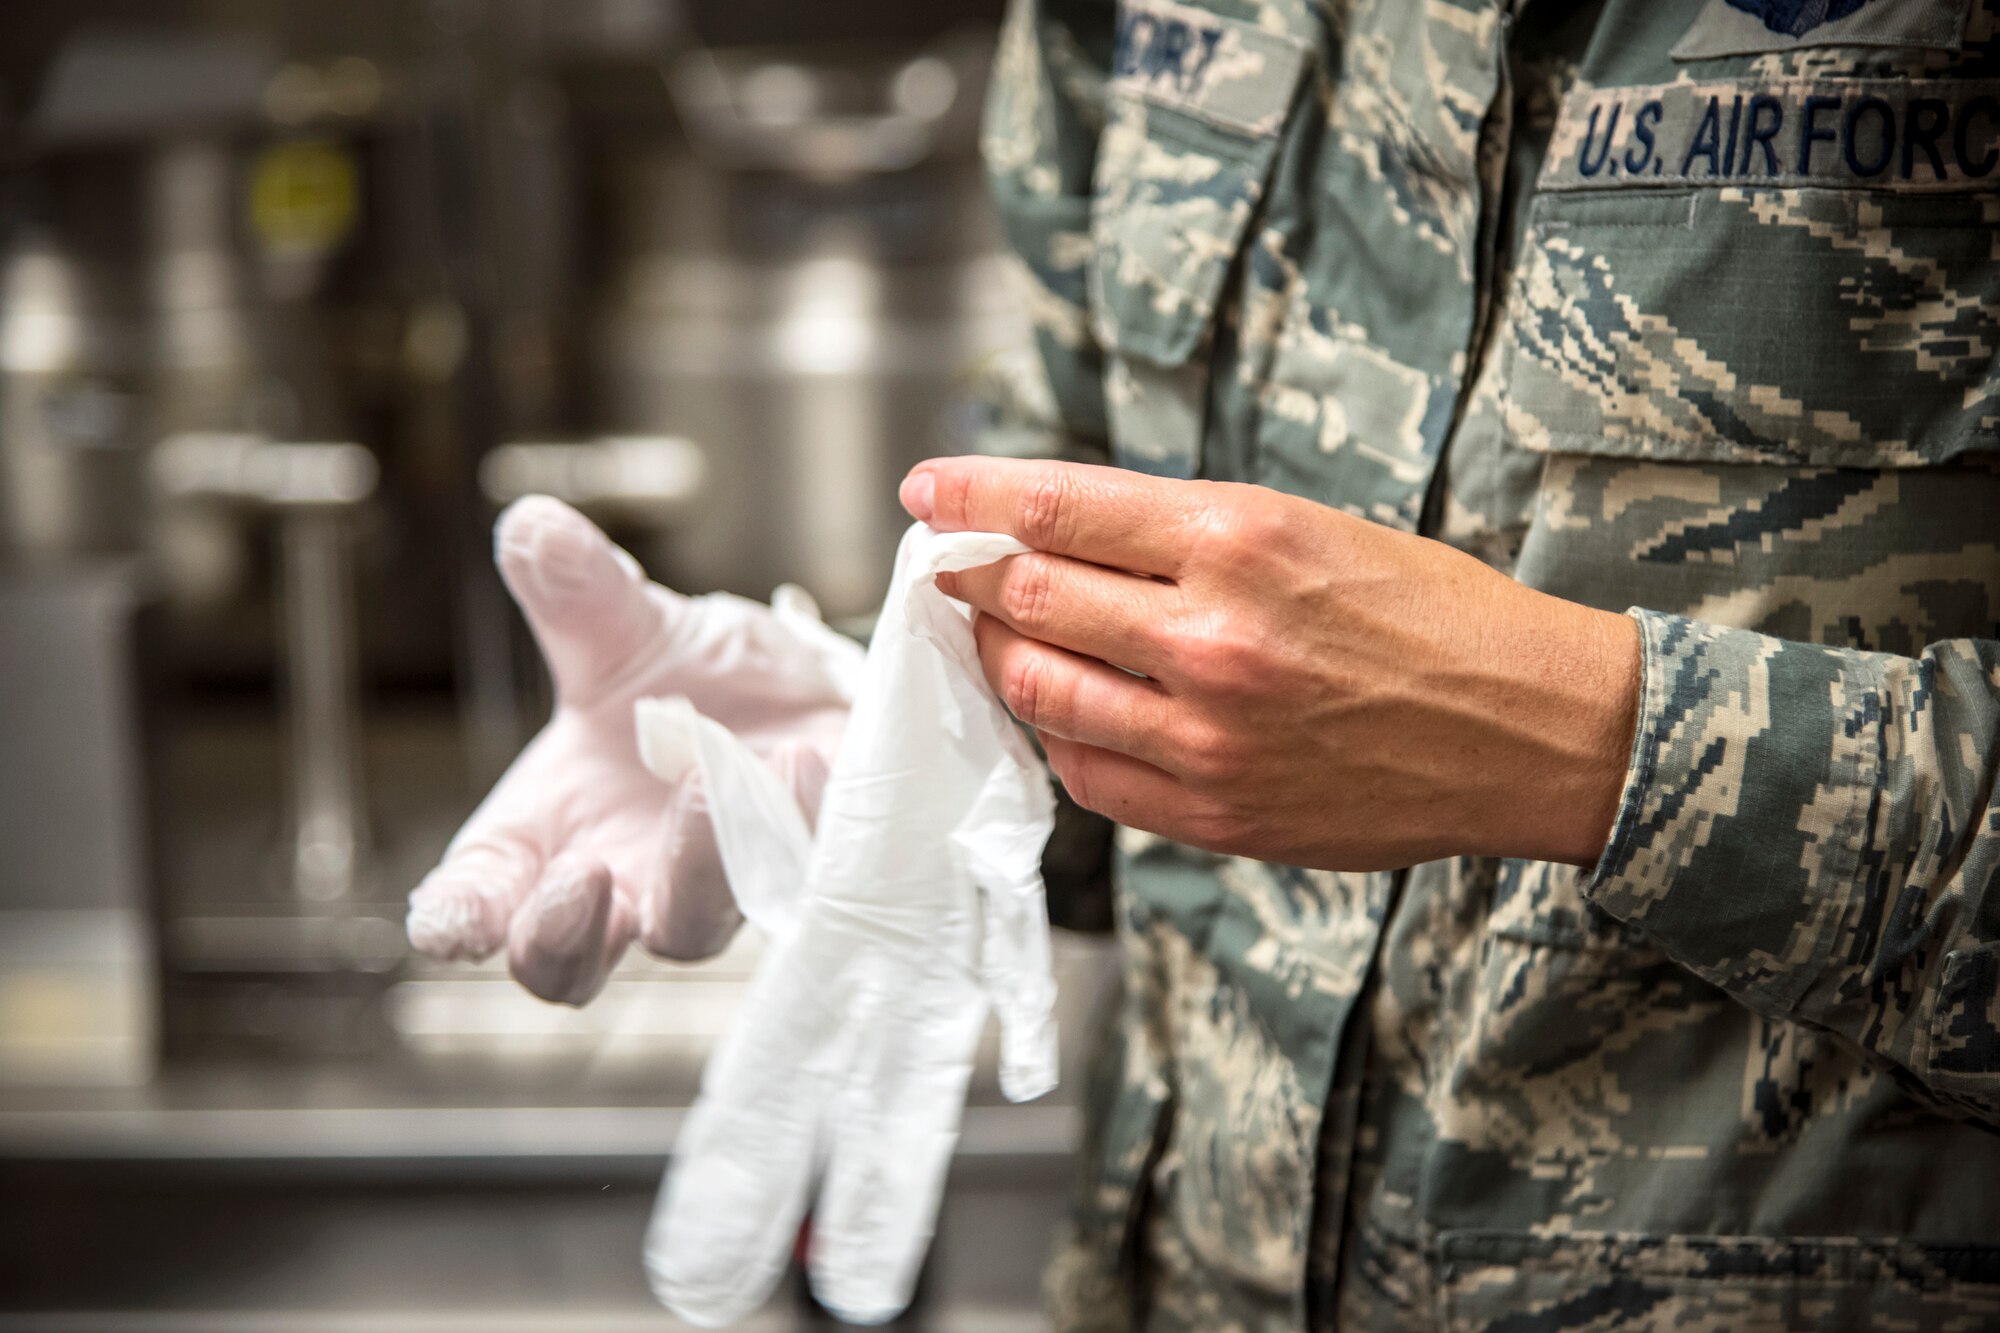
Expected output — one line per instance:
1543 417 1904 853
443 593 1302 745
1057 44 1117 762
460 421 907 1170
899 457 1202 578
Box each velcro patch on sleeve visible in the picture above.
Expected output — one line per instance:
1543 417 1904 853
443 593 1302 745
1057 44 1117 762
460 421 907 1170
1110 0 1308 138
1538 78 2000 192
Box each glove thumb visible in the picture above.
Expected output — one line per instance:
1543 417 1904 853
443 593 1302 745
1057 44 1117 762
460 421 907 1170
495 495 684 704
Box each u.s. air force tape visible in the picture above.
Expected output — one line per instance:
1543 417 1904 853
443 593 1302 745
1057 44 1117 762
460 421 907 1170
1540 79 2000 192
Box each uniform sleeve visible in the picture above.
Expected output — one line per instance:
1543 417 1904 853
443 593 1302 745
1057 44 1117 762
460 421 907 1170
972 0 1116 466
1583 608 2000 1125
979 0 1120 925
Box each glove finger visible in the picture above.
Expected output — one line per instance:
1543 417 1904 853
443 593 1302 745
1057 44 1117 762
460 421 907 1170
637 772 743 962
506 853 635 1005
955 761 1061 1102
646 929 848 1325
975 870 1060 1104
494 494 684 705
808 992 987 1325
767 737 833 832
407 833 543 962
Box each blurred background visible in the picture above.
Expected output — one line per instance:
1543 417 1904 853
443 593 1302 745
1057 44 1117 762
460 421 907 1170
0 2 1111 1327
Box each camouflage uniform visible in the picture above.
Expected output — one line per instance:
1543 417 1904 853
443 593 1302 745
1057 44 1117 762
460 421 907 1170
981 0 2000 1328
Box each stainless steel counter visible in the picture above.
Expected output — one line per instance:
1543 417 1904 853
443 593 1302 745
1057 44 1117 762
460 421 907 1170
0 1077 1080 1165
0 1062 1082 1331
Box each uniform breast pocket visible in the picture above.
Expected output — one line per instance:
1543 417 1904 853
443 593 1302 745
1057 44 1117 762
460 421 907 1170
1088 0 1307 477
1498 178 2000 643
1503 184 2000 471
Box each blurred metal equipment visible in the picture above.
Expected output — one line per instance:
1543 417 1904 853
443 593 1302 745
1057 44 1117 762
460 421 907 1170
154 432 378 906
6 28 288 568
0 230 147 559
600 28 1024 618
479 433 704 513
0 562 157 1087
7 20 430 1007
28 26 281 149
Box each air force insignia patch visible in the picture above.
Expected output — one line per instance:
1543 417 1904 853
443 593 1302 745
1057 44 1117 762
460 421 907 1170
1728 0 1874 38
1674 0 1969 58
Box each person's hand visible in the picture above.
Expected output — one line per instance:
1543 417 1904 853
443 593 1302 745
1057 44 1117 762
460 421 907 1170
406 497 857 1004
899 458 1640 871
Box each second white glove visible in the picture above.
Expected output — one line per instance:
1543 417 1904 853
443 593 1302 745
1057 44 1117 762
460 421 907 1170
635 524 1060 1326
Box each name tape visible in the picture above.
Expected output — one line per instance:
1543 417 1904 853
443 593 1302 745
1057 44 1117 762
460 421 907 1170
1110 0 1306 137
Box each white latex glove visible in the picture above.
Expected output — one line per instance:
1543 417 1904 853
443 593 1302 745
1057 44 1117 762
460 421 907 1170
405 495 862 1004
638 525 1059 1327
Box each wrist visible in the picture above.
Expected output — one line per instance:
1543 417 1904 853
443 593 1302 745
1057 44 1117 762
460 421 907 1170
1540 602 1642 866
1469 593 1641 867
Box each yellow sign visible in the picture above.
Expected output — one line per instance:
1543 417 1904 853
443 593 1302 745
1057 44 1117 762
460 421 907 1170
248 138 359 257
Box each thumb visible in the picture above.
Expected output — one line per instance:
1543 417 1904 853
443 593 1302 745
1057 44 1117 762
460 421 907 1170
494 495 682 704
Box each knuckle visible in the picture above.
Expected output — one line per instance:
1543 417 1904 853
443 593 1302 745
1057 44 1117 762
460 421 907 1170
1176 721 1245 788
1049 747 1095 812
1000 651 1053 728
1180 798 1248 852
1188 483 1289 566
1000 555 1060 630
1019 470 1079 552
1189 490 1250 558
1176 614 1260 694
1237 498 1295 553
